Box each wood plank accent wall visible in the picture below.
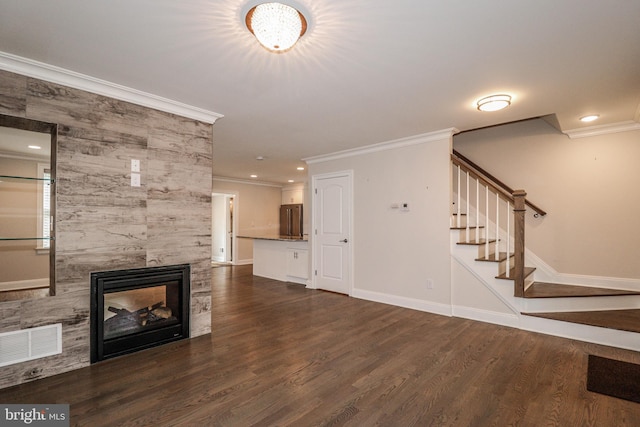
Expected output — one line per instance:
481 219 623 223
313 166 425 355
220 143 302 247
0 69 213 389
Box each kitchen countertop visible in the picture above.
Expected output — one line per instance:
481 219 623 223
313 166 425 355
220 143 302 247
238 234 308 242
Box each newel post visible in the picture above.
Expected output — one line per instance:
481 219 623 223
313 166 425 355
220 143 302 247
513 190 527 297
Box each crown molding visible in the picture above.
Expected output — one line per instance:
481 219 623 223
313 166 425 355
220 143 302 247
303 128 459 164
213 176 283 188
0 51 224 124
563 120 640 139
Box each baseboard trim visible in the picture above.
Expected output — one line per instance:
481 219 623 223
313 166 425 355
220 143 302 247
452 305 520 328
352 288 453 317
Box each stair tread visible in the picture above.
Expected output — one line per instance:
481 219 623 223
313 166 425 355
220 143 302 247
457 238 496 246
450 225 485 230
496 267 536 280
524 282 640 298
476 252 513 262
524 309 640 334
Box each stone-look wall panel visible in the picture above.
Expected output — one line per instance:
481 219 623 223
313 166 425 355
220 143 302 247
0 70 26 116
0 301 21 333
145 120 213 339
26 80 150 138
0 72 212 389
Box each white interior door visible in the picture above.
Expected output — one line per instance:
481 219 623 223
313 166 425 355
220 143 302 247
225 196 234 263
212 194 226 262
313 172 352 294
212 193 237 264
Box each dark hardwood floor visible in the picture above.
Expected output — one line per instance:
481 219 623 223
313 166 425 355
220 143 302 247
1 264 640 426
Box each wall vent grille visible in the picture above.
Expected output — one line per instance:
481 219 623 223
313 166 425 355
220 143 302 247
0 323 62 367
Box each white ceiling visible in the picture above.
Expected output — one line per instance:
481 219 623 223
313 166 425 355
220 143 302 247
1 0 639 184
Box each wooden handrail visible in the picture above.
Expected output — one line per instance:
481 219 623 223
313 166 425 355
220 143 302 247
452 150 547 217
451 155 514 203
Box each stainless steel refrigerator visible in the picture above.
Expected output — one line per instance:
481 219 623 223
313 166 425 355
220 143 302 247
279 204 303 237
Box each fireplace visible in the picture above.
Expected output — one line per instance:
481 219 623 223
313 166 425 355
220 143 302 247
90 264 190 363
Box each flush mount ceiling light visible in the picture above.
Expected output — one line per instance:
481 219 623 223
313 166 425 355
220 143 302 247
476 94 512 112
580 114 599 123
246 2 307 53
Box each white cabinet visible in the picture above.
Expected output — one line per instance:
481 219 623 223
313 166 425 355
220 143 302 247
282 187 304 204
252 238 309 285
287 248 308 279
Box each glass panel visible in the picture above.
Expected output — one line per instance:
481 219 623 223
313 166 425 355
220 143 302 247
0 116 55 300
103 281 180 341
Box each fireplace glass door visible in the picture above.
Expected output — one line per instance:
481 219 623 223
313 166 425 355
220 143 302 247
103 281 180 341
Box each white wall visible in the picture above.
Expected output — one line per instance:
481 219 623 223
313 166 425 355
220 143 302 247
212 178 282 264
307 130 454 310
454 119 640 279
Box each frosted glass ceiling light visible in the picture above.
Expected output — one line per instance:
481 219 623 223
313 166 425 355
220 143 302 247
246 2 307 53
476 94 512 112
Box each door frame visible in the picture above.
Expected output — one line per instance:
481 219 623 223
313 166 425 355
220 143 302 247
212 191 239 264
310 170 354 294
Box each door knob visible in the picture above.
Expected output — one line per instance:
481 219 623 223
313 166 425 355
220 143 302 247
339 239 348 243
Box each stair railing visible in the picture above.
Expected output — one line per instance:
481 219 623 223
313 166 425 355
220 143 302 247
453 150 547 217
451 151 545 296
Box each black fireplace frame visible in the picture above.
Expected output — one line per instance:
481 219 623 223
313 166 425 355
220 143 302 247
90 264 190 363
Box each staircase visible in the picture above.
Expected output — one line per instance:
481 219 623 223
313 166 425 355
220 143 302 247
450 150 640 350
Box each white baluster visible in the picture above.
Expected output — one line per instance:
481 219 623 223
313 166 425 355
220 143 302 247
466 171 470 242
457 166 461 228
485 185 489 255
476 178 480 242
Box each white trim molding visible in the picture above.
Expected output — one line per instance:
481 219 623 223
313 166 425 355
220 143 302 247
563 120 640 139
451 305 520 328
352 288 453 317
213 176 282 188
0 51 224 124
303 128 459 164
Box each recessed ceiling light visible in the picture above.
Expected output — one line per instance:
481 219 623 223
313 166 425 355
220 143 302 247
250 174 258 178
28 145 42 150
476 94 512 112
296 167 304 171
580 115 599 123
246 2 307 53
256 156 264 160
288 179 294 183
